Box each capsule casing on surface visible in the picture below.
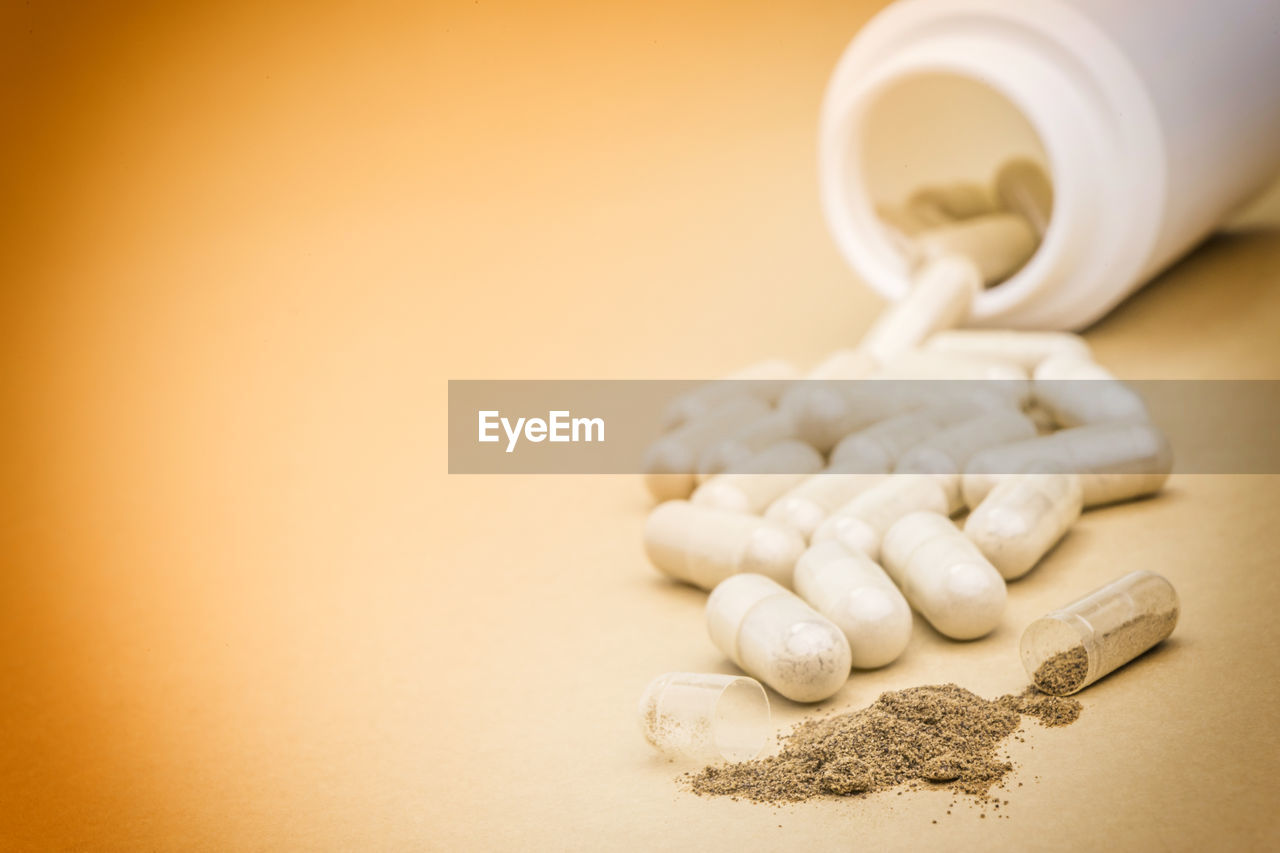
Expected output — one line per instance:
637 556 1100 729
793 541 912 669
643 396 771 501
691 440 825 514
644 501 805 590
660 359 799 431
923 329 1088 371
812 474 951 560
965 472 1083 580
962 422 1172 508
1020 570 1179 695
764 469 889 541
881 511 1007 640
896 410 1038 511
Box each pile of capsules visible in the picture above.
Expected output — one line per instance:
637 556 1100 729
639 164 1173 711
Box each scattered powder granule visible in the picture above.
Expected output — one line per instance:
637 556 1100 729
997 687 1083 727
686 683 1082 804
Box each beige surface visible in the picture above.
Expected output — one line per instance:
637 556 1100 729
3 1 1280 849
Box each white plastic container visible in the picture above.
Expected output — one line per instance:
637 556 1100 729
819 0 1280 330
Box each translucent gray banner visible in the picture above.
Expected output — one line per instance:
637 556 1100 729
447 380 1280 474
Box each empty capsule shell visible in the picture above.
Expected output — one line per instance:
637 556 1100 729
638 672 770 762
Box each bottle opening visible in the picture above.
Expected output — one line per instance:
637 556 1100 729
851 72 1054 298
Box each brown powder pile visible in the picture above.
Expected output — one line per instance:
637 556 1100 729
686 683 1081 804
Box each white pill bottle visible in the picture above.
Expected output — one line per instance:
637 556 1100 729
819 0 1280 329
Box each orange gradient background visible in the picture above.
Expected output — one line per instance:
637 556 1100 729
3 1 1280 849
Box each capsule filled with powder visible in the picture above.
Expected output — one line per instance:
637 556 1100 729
1020 570 1178 695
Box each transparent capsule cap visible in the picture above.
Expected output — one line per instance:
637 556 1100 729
638 672 770 763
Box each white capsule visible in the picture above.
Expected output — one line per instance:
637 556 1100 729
692 441 825 515
696 409 800 478
859 254 981 366
707 574 852 703
914 212 1039 286
812 474 951 560
644 501 805 590
1033 356 1150 427
962 422 1173 509
895 410 1038 511
994 158 1053 237
923 329 1091 372
872 350 1029 382
764 469 888 541
908 183 997 221
964 472 1083 580
829 395 1002 473
643 396 770 501
660 359 799 431
793 541 913 669
881 511 1007 640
